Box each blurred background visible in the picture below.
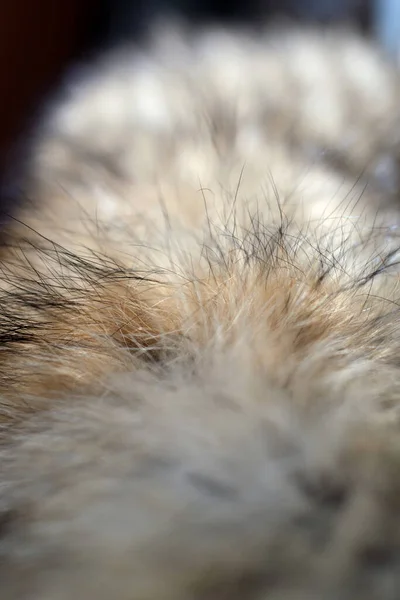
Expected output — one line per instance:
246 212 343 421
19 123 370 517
0 0 398 179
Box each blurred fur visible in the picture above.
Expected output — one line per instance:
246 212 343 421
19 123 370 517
1 23 400 599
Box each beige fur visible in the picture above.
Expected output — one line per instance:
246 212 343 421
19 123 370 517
1 24 400 599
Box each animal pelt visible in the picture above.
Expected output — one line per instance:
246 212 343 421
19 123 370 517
1 23 400 599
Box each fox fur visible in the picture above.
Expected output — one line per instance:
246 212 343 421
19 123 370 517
1 23 400 599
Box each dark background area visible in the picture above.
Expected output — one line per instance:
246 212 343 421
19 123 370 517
92 0 371 46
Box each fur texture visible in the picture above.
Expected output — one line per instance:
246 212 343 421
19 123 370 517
1 24 400 599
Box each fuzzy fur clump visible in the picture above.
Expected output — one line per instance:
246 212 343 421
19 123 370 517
1 23 400 599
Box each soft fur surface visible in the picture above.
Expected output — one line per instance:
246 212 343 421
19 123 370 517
1 23 400 599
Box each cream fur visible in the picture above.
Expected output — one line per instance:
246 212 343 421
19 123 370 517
1 24 400 599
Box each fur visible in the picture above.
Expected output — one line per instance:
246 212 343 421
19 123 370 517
1 23 400 598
